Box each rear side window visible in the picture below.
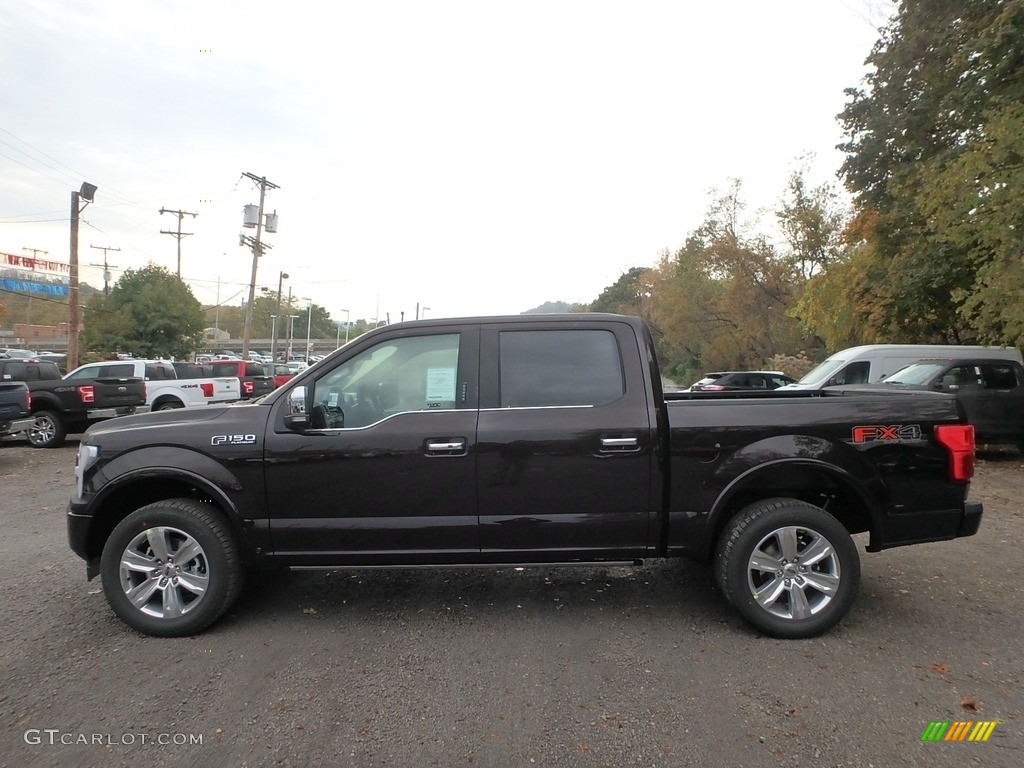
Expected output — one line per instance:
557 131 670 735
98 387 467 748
211 363 239 377
144 363 175 380
980 364 1020 389
499 329 624 407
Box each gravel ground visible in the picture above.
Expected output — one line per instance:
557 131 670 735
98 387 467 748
0 437 1021 768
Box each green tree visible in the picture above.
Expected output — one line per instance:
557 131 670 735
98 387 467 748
83 264 204 358
837 0 1023 344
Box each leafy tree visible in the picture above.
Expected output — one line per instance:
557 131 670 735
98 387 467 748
837 0 1023 344
587 267 650 315
82 264 204 358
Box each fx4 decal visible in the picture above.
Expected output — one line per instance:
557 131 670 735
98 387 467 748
851 425 923 443
211 434 257 446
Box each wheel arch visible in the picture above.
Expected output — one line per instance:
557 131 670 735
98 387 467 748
704 458 882 559
150 394 184 410
82 467 254 571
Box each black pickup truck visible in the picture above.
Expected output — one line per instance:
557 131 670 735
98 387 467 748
0 359 146 448
67 314 982 638
0 380 33 440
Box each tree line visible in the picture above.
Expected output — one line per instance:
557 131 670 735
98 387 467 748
588 0 1024 383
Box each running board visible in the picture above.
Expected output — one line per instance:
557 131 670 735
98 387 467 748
289 559 645 571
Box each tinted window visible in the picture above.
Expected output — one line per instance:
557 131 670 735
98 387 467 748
144 363 175 380
211 363 239 377
980 364 1019 389
499 329 624 407
245 362 265 377
1 363 29 381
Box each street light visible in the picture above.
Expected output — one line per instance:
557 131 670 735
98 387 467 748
269 314 278 356
421 306 431 319
302 297 313 360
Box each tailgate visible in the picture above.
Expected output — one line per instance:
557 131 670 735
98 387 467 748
87 377 148 407
239 376 275 398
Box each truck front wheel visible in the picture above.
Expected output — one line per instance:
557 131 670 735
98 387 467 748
714 498 860 639
27 410 67 448
100 499 244 637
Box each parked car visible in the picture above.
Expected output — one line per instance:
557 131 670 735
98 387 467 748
0 380 33 440
68 314 981 638
688 370 796 391
781 343 1023 390
267 363 297 388
65 360 242 411
0 358 145 448
841 357 1024 451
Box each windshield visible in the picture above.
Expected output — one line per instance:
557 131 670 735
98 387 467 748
883 362 946 385
796 357 845 386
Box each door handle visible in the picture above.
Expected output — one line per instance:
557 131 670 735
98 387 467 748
426 438 467 456
600 437 640 452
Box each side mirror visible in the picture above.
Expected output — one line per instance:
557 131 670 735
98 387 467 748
283 385 309 431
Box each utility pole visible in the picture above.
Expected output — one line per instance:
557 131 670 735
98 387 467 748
159 207 197 278
239 172 279 357
69 183 96 371
22 248 48 325
89 244 121 296
270 271 288 362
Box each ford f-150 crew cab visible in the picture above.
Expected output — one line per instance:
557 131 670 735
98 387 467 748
0 358 146 448
65 359 241 411
67 314 982 639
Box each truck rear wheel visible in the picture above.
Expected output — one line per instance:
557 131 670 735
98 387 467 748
714 498 860 639
100 499 244 637
27 410 67 448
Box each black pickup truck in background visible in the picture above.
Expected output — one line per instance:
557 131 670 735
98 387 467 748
68 314 982 639
856 357 1024 451
0 359 146 448
0 380 33 441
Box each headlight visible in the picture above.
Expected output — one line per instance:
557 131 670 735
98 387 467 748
74 443 99 498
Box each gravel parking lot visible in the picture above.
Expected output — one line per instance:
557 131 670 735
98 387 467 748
0 436 1021 768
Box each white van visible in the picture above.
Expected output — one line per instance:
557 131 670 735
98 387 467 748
781 344 1024 390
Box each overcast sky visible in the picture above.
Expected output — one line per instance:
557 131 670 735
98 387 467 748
0 0 893 326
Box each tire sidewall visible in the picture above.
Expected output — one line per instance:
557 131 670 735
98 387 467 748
717 501 860 639
100 502 237 637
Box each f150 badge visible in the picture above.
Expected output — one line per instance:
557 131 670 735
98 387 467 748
211 434 257 446
852 425 922 443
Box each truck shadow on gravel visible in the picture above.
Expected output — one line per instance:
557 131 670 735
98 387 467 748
222 559 734 633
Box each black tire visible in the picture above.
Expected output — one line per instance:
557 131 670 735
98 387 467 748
714 498 860 639
154 399 185 411
27 409 67 448
100 499 244 637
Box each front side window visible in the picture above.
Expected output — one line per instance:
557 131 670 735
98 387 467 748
499 329 624 407
308 333 460 428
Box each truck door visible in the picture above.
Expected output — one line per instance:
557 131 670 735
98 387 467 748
263 327 480 564
476 320 655 559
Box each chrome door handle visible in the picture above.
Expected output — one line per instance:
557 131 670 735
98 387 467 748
426 438 467 456
600 437 640 452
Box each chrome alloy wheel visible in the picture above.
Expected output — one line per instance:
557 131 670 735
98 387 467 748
746 525 841 620
118 526 210 619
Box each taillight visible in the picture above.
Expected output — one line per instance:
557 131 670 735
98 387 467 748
25 390 31 410
701 384 725 391
935 424 975 481
78 385 95 404
243 380 254 395
200 383 214 397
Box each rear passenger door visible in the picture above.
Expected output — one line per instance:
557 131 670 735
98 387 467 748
476 319 656 559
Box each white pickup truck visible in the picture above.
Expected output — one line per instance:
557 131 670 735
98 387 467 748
64 360 241 411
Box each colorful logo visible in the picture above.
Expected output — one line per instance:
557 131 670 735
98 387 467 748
921 721 997 742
